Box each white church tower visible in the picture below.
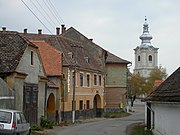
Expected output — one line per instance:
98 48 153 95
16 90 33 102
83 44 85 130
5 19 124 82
134 18 159 78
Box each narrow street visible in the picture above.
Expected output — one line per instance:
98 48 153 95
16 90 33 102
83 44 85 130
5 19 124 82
45 99 145 135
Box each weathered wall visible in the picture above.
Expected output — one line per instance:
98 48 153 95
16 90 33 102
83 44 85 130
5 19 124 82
0 78 15 109
152 103 180 135
105 64 127 111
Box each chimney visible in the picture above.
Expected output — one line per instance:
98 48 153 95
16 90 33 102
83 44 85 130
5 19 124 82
38 29 42 34
61 24 66 34
56 27 60 35
24 28 27 34
89 38 93 41
2 27 6 31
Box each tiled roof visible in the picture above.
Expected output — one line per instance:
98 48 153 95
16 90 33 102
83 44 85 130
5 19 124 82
145 67 180 102
21 32 103 72
0 31 35 73
106 52 131 64
31 40 62 76
62 27 130 66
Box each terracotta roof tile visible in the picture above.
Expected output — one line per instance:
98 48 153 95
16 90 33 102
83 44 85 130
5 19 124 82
31 40 62 76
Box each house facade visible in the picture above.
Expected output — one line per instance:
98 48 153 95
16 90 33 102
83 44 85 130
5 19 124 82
21 27 106 121
0 30 47 124
105 52 131 112
144 67 180 135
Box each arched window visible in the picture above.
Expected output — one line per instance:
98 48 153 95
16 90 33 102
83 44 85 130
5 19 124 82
149 55 152 61
138 56 140 61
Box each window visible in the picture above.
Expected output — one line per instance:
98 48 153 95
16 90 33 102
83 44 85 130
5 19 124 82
149 55 152 62
99 75 102 86
31 51 34 65
94 74 97 85
20 113 27 123
138 55 140 62
0 111 12 124
79 100 83 110
72 71 76 86
80 73 83 87
86 100 90 109
86 74 90 87
68 52 73 59
16 113 22 124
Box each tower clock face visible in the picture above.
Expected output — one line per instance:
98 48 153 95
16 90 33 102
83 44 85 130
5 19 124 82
149 48 152 51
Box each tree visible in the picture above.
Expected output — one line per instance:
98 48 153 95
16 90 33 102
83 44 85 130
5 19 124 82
146 66 168 93
128 73 146 96
128 66 168 96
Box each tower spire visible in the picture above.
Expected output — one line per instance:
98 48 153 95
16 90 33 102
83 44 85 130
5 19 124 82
139 17 152 47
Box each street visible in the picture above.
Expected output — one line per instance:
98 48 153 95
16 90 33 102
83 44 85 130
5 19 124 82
45 99 145 135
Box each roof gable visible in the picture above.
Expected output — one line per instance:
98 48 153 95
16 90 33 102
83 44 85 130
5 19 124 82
106 52 130 64
0 31 33 73
21 33 102 72
145 67 180 102
31 40 62 76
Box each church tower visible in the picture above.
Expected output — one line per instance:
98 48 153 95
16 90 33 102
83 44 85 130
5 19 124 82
134 18 159 78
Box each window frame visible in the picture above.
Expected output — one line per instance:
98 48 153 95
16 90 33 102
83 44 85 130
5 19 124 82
86 73 90 87
149 55 152 62
94 74 97 86
138 55 140 62
79 100 83 110
99 75 102 86
80 72 84 87
30 51 34 65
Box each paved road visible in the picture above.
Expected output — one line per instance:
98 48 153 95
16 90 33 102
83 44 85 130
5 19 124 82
45 100 145 135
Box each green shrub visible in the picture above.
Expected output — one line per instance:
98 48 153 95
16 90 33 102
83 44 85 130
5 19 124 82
40 116 54 129
31 125 43 131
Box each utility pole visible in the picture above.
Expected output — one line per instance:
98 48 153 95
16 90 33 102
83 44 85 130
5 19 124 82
72 65 76 123
72 44 79 124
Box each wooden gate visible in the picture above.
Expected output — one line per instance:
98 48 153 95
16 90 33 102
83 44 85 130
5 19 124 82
23 83 38 125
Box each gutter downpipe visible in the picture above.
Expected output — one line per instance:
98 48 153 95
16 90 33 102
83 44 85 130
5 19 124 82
146 102 155 130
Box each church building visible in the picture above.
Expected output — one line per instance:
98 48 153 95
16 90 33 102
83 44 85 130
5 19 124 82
134 18 159 78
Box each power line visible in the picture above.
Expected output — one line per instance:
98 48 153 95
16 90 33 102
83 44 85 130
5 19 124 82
47 0 65 24
34 0 58 27
29 0 55 29
21 0 52 34
43 0 61 25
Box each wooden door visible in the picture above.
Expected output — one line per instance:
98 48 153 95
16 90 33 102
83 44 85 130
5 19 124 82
23 83 38 125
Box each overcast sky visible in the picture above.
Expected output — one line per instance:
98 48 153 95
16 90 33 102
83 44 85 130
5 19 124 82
1 0 180 75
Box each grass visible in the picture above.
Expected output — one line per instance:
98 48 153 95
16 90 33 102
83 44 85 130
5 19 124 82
131 124 153 135
104 112 131 118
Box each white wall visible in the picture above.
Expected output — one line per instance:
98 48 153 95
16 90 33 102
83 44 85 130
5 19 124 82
152 103 180 135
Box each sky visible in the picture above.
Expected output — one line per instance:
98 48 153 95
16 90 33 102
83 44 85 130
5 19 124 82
0 0 180 75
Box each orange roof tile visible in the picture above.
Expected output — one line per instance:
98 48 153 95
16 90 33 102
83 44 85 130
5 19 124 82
31 40 62 76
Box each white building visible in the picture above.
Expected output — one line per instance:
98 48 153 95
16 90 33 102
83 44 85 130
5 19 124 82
134 18 158 78
144 67 180 135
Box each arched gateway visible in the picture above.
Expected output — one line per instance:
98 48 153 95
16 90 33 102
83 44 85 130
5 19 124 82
94 94 102 117
47 93 56 122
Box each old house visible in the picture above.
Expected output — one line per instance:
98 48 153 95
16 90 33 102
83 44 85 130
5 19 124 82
31 40 63 123
61 27 131 113
21 27 106 121
105 52 131 112
0 29 47 124
144 67 180 135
